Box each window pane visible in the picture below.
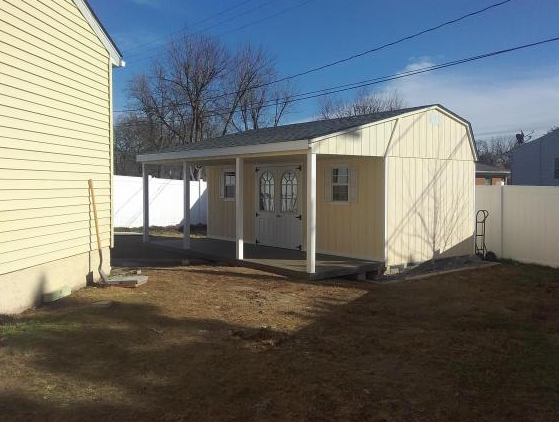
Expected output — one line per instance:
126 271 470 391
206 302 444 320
224 185 235 198
333 185 349 202
280 170 298 212
259 171 275 211
223 171 235 198
484 177 492 186
332 167 348 184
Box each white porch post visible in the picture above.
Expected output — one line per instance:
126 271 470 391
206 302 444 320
183 162 191 249
142 163 149 242
306 151 316 273
235 157 244 260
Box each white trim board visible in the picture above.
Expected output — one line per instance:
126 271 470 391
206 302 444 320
72 0 124 67
138 140 310 163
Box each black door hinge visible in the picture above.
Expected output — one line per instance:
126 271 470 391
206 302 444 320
296 214 302 220
297 165 302 171
255 239 260 244
297 245 302 251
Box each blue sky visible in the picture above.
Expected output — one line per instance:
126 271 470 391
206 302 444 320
88 0 559 138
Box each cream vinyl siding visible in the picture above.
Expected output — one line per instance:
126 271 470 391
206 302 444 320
0 0 112 276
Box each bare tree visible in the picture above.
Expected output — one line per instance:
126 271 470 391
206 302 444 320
317 88 406 119
118 34 298 178
475 135 521 167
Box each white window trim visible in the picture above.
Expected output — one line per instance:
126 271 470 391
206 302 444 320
222 168 236 201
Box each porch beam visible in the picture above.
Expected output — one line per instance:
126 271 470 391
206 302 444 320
306 151 316 273
235 157 244 260
142 163 149 242
183 162 191 249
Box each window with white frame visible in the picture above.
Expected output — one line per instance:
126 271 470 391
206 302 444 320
332 167 349 202
223 171 236 199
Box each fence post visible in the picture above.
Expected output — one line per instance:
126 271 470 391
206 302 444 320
501 185 505 258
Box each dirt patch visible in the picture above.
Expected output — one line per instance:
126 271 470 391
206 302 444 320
2 263 559 421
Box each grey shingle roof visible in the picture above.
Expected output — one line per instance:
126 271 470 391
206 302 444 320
160 105 432 153
476 162 510 173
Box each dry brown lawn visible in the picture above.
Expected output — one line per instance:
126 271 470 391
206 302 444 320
1 263 559 421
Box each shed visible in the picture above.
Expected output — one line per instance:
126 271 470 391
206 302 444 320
0 0 123 313
138 104 476 278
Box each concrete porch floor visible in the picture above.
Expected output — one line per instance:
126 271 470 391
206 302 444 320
147 236 384 281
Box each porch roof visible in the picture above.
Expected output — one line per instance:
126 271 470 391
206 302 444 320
137 105 435 164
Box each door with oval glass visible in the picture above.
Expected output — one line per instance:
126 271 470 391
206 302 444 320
255 165 302 250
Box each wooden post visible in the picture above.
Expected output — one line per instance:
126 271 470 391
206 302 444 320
142 163 149 242
183 162 191 249
236 157 244 260
306 152 316 273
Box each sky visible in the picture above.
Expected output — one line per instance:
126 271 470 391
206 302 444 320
88 0 559 138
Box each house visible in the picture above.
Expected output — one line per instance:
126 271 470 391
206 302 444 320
511 129 559 185
475 163 510 185
0 1 123 313
138 105 477 278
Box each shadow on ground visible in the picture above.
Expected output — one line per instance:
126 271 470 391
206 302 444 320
2 263 559 421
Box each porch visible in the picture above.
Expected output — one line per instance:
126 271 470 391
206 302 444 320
148 236 384 281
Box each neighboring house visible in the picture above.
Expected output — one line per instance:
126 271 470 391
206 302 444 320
138 105 477 277
475 163 510 185
0 1 123 313
511 129 559 185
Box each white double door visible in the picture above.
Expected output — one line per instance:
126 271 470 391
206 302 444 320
255 165 303 250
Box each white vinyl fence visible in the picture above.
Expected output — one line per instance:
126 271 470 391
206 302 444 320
114 175 207 228
476 185 559 267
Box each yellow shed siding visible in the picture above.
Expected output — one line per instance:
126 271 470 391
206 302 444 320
385 156 475 267
207 166 236 240
0 0 112 278
206 157 384 261
384 109 475 267
386 110 473 160
316 157 384 260
311 119 396 156
311 108 474 162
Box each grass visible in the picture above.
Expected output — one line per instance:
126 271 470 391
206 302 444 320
1 262 559 421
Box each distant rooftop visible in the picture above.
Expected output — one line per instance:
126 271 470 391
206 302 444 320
476 162 511 174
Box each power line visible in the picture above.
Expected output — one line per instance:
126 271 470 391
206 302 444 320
127 0 318 62
114 34 559 127
126 0 517 95
122 0 259 55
